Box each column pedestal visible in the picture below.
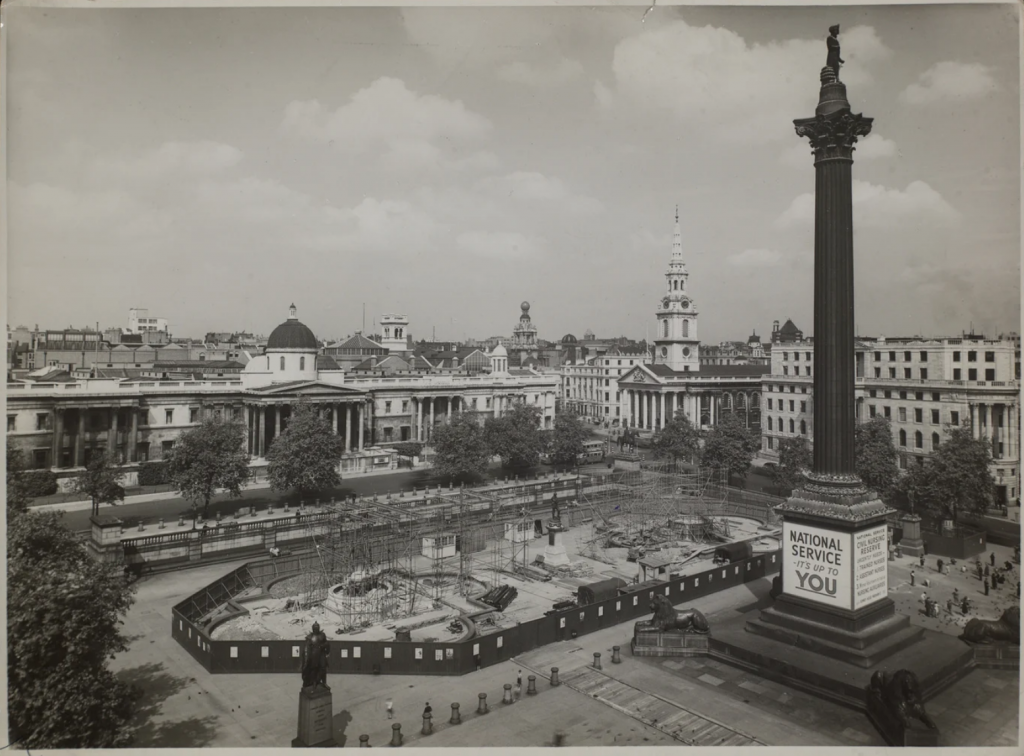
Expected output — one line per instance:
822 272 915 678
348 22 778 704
292 686 335 748
899 513 925 557
543 522 570 567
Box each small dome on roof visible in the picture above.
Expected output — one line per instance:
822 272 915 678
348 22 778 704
267 305 318 351
561 334 578 344
491 343 508 357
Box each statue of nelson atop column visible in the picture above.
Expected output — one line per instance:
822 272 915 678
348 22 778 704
825 24 844 78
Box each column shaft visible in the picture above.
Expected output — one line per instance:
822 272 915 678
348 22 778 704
130 405 139 463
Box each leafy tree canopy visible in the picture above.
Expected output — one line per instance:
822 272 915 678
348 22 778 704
7 445 31 519
485 402 543 470
8 510 138 748
166 418 250 516
652 410 702 464
73 452 126 517
772 436 812 492
549 411 589 466
432 411 492 482
266 400 346 496
855 416 900 496
700 412 760 477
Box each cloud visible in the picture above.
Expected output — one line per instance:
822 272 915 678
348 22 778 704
91 141 243 183
604 22 890 144
281 78 491 167
776 180 961 229
498 58 585 88
729 248 783 267
477 171 603 214
456 230 545 260
899 61 998 105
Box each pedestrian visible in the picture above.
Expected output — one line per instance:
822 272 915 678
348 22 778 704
514 682 522 701
919 554 926 568
991 551 996 567
937 558 944 574
423 702 432 718
984 580 990 596
985 564 991 578
952 588 959 602
946 598 955 615
517 669 523 688
386 699 393 720
910 570 916 587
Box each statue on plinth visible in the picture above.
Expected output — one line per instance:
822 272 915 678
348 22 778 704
551 494 561 526
960 605 1020 645
637 594 710 634
301 621 330 690
825 24 844 77
867 670 937 731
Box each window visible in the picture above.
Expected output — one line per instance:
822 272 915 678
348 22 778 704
190 408 199 423
985 369 995 381
914 408 923 423
683 320 689 337
920 351 928 361
953 368 962 380
767 417 773 431
783 352 789 361
299 356 305 371
932 392 940 402
137 442 150 462
789 400 795 412
904 351 912 362
789 419 795 433
968 369 977 381
161 440 174 456
898 407 907 422
36 413 48 431
932 433 940 451
280 356 285 371
968 351 977 362
915 392 924 401
985 351 995 362
778 416 784 432
402 400 409 413
899 429 907 447
165 409 174 425
915 431 923 449
869 405 877 418
889 368 896 378
767 437 774 450
794 366 800 376
869 390 877 398
783 367 788 376
663 320 669 338
951 350 961 362
951 411 960 426
874 367 881 378
7 415 15 432
884 406 891 419
874 351 881 361
889 351 896 361
884 390 892 399
904 368 912 379
800 420 807 435
931 409 940 424
767 398 773 410
899 391 907 400
800 401 807 413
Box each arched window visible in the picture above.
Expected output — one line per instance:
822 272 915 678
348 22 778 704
800 420 807 435
932 432 940 451
683 320 689 338
300 356 305 371
663 320 669 338
915 431 923 449
778 416 783 433
789 419 795 433
673 280 678 290
280 356 285 371
899 429 907 447
768 417 773 431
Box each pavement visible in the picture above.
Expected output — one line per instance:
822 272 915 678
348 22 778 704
109 548 1020 748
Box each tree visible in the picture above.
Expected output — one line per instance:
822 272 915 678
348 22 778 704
894 424 994 522
266 401 345 497
165 418 250 518
772 437 812 492
8 510 138 748
485 403 543 469
700 412 760 477
855 416 900 496
7 446 31 520
432 411 491 482
73 452 126 517
651 410 702 465
549 411 588 466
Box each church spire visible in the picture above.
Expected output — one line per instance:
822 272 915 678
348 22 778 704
671 206 685 267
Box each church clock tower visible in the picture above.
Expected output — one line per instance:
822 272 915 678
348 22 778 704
653 207 700 372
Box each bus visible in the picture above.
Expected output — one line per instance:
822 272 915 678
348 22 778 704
578 439 607 464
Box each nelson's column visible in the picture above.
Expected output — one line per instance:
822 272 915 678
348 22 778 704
745 25 923 665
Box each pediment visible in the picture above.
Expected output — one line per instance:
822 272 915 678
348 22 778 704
251 380 366 397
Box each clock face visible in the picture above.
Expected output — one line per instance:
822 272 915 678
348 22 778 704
662 298 670 309
661 347 668 357
681 300 690 309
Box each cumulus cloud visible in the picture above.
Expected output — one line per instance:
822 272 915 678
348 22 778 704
729 248 783 267
775 180 961 229
498 58 585 88
899 61 998 105
477 171 603 214
603 21 890 144
281 78 491 165
456 230 544 259
91 141 243 183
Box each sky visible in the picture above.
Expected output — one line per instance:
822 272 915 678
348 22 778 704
5 3 1021 345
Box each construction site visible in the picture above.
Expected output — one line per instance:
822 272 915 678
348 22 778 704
210 465 782 645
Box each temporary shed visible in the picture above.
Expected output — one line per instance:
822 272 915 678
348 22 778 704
577 577 628 606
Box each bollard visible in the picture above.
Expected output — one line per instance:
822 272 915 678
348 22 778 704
284 503 290 512
612 646 622 664
593 653 602 670
216 511 222 521
359 735 370 748
421 713 432 736
158 518 165 529
138 522 145 531
527 675 538 695
503 683 513 704
551 667 561 686
178 516 184 526
450 702 461 725
268 505 274 515
390 723 402 747
477 693 489 715
985 581 990 596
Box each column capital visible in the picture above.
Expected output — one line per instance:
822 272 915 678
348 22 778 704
794 110 873 163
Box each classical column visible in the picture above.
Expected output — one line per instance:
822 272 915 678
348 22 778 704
258 407 265 457
130 405 139 463
447 396 453 421
969 403 978 439
274 404 282 446
333 404 339 436
344 404 352 452
1008 403 1016 460
416 397 423 442
992 404 1001 458
659 393 666 430
52 407 65 469
108 406 118 458
358 402 365 450
74 409 85 467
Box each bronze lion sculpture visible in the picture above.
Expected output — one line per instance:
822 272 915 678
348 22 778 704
961 605 1020 645
867 670 936 731
639 594 710 634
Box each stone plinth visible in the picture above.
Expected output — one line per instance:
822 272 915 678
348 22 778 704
543 523 570 568
292 686 335 748
900 514 925 557
631 625 710 658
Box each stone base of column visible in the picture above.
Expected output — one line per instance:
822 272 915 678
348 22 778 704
543 523 571 567
292 686 335 748
899 514 925 557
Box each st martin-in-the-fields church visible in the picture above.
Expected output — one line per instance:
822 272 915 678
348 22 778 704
618 210 762 432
